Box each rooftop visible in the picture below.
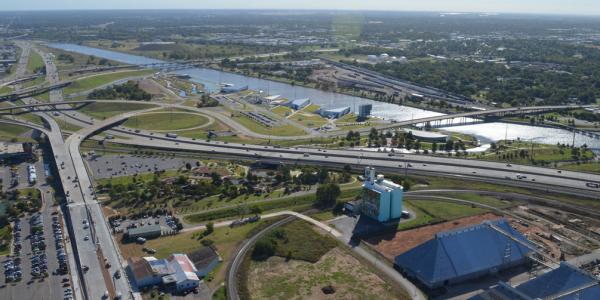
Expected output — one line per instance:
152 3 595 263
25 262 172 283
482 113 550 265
188 247 219 269
128 257 154 279
395 219 532 287
0 142 24 155
127 224 162 236
470 262 600 300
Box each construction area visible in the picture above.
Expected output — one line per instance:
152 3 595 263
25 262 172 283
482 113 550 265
361 199 600 299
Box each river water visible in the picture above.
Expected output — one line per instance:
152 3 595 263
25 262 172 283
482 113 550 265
48 43 600 149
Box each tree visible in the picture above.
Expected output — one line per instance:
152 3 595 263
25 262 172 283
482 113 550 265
185 162 192 171
252 239 276 261
316 183 341 207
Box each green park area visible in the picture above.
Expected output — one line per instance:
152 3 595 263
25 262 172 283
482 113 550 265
78 102 157 119
26 51 45 74
270 105 292 117
472 140 594 166
63 70 154 95
124 112 210 131
0 124 34 142
232 114 307 137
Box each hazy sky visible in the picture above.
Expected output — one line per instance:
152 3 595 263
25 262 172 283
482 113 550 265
3 0 600 16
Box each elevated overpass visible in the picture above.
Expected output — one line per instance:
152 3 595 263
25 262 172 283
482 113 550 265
0 80 72 101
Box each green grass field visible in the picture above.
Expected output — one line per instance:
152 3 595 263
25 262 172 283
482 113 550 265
291 112 328 128
255 220 337 263
398 199 489 230
64 70 154 95
124 112 209 131
0 123 34 142
78 102 156 119
26 51 45 74
0 225 12 256
270 106 292 117
560 162 600 174
0 85 13 94
233 115 307 137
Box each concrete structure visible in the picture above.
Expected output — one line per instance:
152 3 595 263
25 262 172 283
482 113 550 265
360 167 403 223
288 98 310 110
0 142 33 161
395 219 532 289
126 224 162 240
469 262 600 300
320 106 351 119
358 104 372 118
404 129 449 143
188 247 221 278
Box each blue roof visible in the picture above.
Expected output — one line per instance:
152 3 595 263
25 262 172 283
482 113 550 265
469 263 600 300
394 219 532 287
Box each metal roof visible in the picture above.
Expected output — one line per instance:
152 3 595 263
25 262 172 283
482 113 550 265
470 263 600 300
127 224 162 236
394 219 532 287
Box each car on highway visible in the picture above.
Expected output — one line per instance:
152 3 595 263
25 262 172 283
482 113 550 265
586 182 600 188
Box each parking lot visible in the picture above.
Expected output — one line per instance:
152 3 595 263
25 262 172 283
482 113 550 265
0 155 73 300
85 153 198 180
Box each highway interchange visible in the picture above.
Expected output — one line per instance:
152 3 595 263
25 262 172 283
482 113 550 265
2 41 600 300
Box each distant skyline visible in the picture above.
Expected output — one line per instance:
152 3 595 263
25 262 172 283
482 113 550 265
3 0 600 16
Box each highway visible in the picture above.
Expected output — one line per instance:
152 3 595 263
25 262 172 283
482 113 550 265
4 40 600 300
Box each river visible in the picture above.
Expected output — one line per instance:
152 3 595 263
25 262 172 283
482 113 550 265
48 43 600 150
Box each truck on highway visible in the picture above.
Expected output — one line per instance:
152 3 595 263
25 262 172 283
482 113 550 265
166 133 178 138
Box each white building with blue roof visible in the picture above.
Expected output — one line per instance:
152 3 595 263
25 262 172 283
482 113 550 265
360 167 403 223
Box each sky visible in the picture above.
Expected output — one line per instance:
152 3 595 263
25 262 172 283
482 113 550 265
2 0 600 16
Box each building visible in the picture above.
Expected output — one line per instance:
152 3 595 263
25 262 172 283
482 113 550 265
470 262 600 300
320 106 351 119
394 219 532 289
358 104 372 118
187 247 221 278
127 257 163 288
126 225 162 240
0 142 33 161
404 129 449 143
220 84 248 94
162 254 200 292
359 167 403 223
127 254 201 293
288 98 310 110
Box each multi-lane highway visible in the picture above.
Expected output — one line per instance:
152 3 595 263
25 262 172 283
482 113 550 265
4 40 600 300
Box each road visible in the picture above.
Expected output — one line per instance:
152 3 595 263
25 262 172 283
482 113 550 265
3 41 600 300
224 211 425 300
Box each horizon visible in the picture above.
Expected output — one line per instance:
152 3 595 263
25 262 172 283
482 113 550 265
3 1 600 17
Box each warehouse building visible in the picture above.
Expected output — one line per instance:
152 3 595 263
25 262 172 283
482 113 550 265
469 262 600 300
188 246 221 278
320 106 351 119
126 225 162 240
394 219 532 289
0 142 34 162
127 253 201 293
358 167 403 223
288 98 311 110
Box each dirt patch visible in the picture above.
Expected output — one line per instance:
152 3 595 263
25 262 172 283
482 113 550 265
247 247 401 300
367 213 502 260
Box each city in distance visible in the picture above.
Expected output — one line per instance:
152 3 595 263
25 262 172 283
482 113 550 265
0 4 599 300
